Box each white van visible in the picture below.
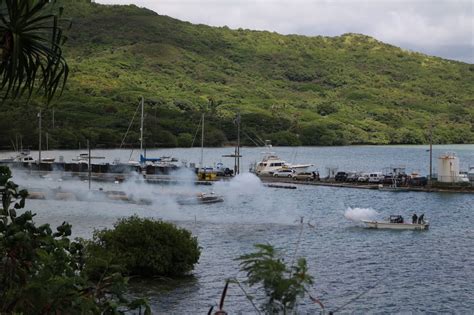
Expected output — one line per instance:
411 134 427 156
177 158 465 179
368 172 384 183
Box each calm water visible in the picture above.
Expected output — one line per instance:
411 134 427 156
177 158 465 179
2 145 474 313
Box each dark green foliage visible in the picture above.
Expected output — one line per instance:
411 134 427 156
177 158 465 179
299 122 349 146
87 216 201 278
0 0 69 102
0 165 10 184
266 130 302 146
204 127 228 147
177 132 193 147
152 129 178 147
0 167 150 314
1 1 472 149
316 102 340 116
238 244 313 313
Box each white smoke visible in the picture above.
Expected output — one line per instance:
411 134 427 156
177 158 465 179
214 172 263 194
213 172 265 205
211 173 297 225
344 207 379 223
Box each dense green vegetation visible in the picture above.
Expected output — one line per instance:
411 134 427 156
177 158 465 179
0 166 201 313
0 166 150 314
86 216 201 278
1 0 473 149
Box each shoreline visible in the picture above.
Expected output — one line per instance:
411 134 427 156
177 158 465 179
1 143 473 154
258 176 474 194
11 169 474 194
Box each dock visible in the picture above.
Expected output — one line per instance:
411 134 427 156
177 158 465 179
258 176 474 193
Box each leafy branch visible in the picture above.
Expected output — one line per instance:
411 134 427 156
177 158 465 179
237 243 314 314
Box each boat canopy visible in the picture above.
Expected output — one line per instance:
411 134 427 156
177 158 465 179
389 215 404 223
140 154 161 164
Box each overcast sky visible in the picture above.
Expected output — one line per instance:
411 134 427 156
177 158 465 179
96 0 473 63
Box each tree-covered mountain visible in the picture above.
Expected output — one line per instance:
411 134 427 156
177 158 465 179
1 0 473 149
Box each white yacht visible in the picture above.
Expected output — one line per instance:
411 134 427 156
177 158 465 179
0 150 35 163
253 141 313 176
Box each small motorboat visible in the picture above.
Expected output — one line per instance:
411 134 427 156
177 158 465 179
362 215 429 230
177 193 224 205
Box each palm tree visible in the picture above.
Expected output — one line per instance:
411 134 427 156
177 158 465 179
0 0 68 102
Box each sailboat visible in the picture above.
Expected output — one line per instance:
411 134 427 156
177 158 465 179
196 112 217 181
119 97 182 172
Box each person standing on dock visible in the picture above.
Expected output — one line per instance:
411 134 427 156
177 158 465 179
412 213 418 224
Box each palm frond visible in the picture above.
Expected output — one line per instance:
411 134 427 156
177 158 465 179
0 0 69 103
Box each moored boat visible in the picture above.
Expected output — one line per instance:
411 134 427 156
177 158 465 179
177 192 224 205
253 141 313 176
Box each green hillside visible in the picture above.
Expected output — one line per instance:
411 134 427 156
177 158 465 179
1 0 473 149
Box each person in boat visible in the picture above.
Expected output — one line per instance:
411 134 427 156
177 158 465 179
412 213 418 224
418 214 425 224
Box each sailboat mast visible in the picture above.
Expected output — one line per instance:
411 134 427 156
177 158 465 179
429 121 433 187
200 113 204 167
38 110 42 164
140 97 144 154
237 112 241 174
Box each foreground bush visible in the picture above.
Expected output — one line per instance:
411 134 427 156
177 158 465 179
86 216 201 278
0 167 149 314
237 244 314 314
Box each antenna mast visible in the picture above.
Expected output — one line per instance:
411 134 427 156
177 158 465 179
200 112 204 168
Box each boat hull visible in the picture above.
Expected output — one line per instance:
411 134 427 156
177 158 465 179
361 220 429 230
177 194 224 205
378 187 409 192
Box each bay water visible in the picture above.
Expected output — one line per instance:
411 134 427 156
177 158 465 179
1 145 473 313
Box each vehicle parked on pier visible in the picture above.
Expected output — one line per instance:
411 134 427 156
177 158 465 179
293 172 315 181
358 173 370 182
273 169 295 178
215 162 234 177
368 172 384 183
468 166 474 182
335 171 348 182
346 172 361 182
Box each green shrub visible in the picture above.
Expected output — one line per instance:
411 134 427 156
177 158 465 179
316 102 339 116
266 130 302 146
204 128 228 147
177 132 193 147
0 168 149 314
299 123 349 146
151 130 178 147
87 216 201 278
0 166 11 185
